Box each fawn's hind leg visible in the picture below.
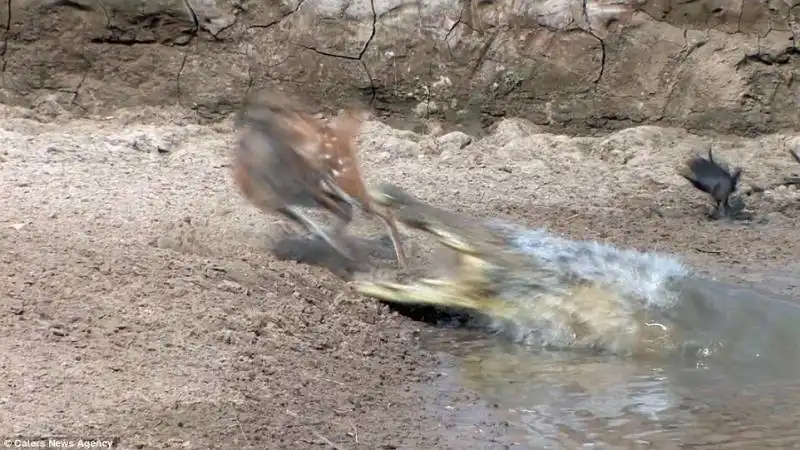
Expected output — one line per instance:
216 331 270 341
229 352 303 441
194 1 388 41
320 177 362 210
376 212 407 268
278 205 356 260
327 197 354 234
327 198 367 262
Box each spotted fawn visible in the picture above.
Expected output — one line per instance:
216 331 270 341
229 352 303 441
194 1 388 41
231 89 407 268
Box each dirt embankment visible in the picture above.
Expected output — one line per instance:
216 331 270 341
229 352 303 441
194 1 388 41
1 0 799 135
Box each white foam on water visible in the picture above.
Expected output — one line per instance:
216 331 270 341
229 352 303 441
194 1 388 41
455 219 697 353
488 219 691 310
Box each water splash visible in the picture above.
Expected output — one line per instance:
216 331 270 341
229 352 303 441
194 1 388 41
492 219 690 310
462 219 800 372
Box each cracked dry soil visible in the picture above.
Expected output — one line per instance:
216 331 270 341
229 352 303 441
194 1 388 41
1 105 800 449
7 0 800 138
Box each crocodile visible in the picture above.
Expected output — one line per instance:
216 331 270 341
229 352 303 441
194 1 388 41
354 183 800 373
354 183 703 359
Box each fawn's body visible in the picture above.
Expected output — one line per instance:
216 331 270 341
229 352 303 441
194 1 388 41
231 90 407 267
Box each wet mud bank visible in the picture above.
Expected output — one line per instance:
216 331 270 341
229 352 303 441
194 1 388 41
1 104 800 447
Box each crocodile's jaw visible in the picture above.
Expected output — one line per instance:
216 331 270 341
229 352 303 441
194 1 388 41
357 189 519 316
355 238 492 306
354 278 520 321
354 248 518 319
354 278 470 309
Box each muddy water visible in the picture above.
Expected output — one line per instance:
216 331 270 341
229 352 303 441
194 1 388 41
420 277 800 449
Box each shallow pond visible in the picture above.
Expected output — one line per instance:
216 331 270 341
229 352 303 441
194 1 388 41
420 276 800 449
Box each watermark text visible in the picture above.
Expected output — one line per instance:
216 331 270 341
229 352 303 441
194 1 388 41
2 438 115 448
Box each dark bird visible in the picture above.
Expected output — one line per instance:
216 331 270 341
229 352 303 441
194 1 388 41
680 149 743 220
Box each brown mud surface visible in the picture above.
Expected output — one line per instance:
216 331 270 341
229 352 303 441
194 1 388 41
1 105 800 448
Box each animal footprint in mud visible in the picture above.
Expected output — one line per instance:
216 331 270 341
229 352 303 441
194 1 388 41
151 216 209 255
231 89 407 270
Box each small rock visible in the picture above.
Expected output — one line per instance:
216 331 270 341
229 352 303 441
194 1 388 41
421 130 472 155
491 117 542 140
436 131 472 153
218 279 246 294
426 120 445 136
218 329 235 344
130 133 173 154
413 100 439 118
8 302 24 315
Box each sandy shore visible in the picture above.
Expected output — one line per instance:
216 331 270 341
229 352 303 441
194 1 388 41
1 105 799 448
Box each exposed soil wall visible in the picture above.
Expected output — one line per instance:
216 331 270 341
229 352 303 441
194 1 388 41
2 0 799 135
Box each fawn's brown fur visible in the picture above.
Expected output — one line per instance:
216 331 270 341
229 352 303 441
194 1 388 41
231 89 407 268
